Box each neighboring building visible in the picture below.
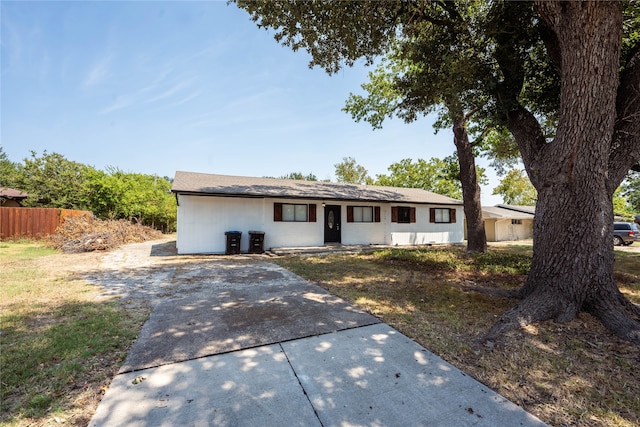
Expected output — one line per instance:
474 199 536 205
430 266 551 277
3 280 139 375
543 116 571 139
171 171 465 254
478 204 535 242
0 187 29 207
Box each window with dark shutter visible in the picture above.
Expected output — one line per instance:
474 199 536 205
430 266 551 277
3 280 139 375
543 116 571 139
394 206 412 223
347 206 375 222
374 206 381 222
274 203 314 222
430 208 455 223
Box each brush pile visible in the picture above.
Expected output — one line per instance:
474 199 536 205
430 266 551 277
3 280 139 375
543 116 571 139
48 215 164 253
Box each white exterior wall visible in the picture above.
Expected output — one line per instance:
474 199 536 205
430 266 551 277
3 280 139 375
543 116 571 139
176 195 464 254
389 206 464 246
340 203 387 245
494 219 533 241
176 195 264 254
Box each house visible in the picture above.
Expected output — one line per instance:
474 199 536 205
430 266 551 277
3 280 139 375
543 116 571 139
479 204 535 242
171 171 464 254
0 187 29 207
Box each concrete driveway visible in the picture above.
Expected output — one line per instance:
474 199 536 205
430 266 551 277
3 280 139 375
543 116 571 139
87 239 546 426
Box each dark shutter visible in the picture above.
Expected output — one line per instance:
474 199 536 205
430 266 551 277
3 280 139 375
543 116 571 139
308 204 317 222
429 208 436 223
450 208 456 223
274 203 283 222
410 207 416 223
391 206 398 223
347 206 354 223
374 206 381 223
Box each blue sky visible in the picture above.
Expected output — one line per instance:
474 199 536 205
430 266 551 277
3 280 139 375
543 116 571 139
1 1 503 204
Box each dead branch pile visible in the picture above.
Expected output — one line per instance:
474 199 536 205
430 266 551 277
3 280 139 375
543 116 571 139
48 215 164 253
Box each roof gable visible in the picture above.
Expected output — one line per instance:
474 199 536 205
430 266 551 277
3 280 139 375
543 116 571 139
171 171 462 205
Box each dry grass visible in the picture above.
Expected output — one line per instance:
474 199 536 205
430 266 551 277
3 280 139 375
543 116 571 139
47 216 163 253
0 242 150 426
272 246 640 427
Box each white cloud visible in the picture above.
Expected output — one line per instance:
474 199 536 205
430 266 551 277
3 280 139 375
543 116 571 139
84 54 114 87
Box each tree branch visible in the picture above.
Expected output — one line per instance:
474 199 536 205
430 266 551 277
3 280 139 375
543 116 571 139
609 47 640 191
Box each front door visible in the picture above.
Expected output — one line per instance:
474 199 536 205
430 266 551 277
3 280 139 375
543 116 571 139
324 205 341 243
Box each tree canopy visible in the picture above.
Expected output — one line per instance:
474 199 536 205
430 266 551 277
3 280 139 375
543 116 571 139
492 169 537 206
334 157 372 185
1 149 176 232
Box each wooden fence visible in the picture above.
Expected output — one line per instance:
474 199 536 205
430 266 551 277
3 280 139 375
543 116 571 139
0 207 91 240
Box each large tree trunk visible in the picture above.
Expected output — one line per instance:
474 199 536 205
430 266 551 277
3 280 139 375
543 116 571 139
452 116 487 253
487 1 640 343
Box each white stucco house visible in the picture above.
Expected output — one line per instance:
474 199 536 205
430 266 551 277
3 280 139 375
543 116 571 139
171 171 465 254
478 204 535 242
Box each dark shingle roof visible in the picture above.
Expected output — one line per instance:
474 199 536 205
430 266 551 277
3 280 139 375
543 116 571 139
171 171 462 205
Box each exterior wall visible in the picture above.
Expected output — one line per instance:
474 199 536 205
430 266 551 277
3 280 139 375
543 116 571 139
389 206 464 245
176 195 325 254
176 195 464 254
484 219 497 242
340 203 387 245
494 219 533 241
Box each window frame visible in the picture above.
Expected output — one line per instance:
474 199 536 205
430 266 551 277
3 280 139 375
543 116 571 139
391 206 416 224
347 205 381 223
274 203 317 222
429 208 457 224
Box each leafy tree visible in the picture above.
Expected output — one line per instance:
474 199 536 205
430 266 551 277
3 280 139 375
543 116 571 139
374 157 486 200
14 151 95 209
343 35 494 252
0 147 19 188
278 172 318 181
334 157 371 184
622 173 640 214
85 168 176 232
612 187 634 219
237 1 640 343
492 169 537 206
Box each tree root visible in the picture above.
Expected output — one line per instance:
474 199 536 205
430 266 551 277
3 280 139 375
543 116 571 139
478 287 640 346
587 298 640 344
480 290 567 345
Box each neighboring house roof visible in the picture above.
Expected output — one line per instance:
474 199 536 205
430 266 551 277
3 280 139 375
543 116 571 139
495 204 536 215
0 187 29 200
482 206 534 220
171 171 462 205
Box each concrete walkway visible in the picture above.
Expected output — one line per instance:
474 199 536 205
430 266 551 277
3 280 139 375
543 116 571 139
88 242 547 426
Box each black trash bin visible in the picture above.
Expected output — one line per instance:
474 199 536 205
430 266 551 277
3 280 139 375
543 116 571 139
248 231 265 254
225 231 242 255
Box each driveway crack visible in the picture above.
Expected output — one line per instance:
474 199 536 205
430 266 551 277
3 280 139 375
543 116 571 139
279 342 325 427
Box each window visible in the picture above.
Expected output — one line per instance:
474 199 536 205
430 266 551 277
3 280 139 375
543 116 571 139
512 219 523 225
391 206 416 223
347 206 381 223
429 208 457 224
274 203 316 222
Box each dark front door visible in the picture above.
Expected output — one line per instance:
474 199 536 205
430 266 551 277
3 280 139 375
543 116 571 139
324 205 341 243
